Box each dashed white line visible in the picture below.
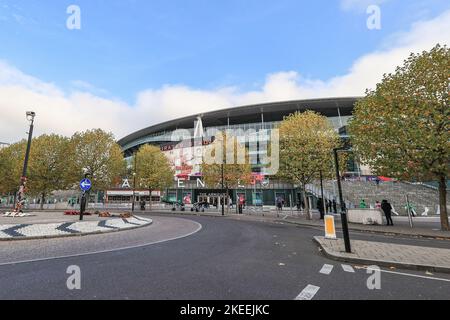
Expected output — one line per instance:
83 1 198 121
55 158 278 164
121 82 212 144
295 285 320 300
342 264 355 273
319 264 334 275
362 266 450 283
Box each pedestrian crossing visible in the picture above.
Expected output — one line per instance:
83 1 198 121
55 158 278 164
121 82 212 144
295 263 362 300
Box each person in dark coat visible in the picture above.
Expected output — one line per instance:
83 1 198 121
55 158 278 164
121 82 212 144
317 198 324 219
332 199 337 214
381 200 394 226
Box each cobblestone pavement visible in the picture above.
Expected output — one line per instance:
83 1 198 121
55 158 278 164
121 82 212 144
0 216 152 240
314 236 450 273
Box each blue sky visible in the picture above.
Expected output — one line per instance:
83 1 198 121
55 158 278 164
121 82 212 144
1 0 448 101
0 0 449 141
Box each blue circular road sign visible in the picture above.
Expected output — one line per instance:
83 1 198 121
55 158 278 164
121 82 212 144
80 178 92 191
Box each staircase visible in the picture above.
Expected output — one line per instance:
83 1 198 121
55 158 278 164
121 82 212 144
309 180 449 215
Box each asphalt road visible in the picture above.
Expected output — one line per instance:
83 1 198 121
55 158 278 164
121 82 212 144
0 213 449 300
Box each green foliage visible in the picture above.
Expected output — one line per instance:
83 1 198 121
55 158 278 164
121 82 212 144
201 131 253 189
136 144 174 191
349 44 449 230
0 141 25 194
70 129 126 191
278 110 343 217
278 110 342 184
27 134 74 198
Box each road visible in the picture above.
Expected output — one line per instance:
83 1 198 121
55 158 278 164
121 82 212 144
0 213 449 300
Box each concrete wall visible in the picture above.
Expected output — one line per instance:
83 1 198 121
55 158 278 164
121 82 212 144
348 209 383 225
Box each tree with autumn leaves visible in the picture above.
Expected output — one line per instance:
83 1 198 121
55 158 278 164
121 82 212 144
349 44 449 231
278 111 343 219
0 129 126 205
201 131 253 211
135 144 174 210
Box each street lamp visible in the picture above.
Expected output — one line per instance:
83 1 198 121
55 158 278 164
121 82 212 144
15 111 35 213
333 147 352 253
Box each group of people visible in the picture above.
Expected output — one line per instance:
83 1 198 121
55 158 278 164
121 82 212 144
316 198 338 219
360 198 394 226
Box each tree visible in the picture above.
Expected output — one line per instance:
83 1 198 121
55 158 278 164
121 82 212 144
0 141 25 204
136 144 174 209
278 111 342 219
26 134 73 209
348 44 449 231
71 129 126 192
201 131 253 210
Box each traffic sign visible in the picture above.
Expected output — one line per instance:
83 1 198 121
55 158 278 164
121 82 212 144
80 178 92 191
324 215 337 239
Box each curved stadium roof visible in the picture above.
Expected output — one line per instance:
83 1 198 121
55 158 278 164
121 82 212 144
118 96 360 153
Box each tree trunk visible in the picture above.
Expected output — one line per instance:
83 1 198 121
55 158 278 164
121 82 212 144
12 192 17 210
226 186 229 214
302 183 311 220
149 189 152 211
40 193 45 210
438 175 449 231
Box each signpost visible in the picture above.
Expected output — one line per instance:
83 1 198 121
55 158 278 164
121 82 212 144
79 178 91 221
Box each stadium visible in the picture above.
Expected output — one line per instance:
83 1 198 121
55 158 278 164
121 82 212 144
114 97 361 208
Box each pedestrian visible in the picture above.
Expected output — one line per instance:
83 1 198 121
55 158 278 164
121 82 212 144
381 200 394 226
238 195 244 214
317 198 324 219
375 200 381 209
359 199 367 209
375 177 381 186
276 196 283 214
332 199 337 213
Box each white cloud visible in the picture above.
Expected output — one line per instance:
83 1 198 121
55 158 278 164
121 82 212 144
0 10 449 143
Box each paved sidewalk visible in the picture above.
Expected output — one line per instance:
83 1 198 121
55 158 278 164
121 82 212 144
314 236 450 273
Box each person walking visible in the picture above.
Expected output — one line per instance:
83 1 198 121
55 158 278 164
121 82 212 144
317 198 325 220
381 200 394 226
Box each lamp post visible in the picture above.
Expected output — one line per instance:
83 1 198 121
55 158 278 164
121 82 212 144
333 147 351 253
15 111 35 213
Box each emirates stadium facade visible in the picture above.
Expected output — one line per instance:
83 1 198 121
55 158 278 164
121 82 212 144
115 97 360 207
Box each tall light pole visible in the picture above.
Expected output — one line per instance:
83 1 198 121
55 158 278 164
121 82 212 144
15 111 35 213
334 147 351 253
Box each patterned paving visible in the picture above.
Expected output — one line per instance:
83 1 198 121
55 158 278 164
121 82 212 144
0 216 152 240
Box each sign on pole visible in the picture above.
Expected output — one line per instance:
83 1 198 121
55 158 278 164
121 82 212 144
80 178 92 191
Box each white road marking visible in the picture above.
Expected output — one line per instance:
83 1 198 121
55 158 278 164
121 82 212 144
342 264 355 273
362 266 450 283
319 264 334 275
0 220 202 267
295 285 320 300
